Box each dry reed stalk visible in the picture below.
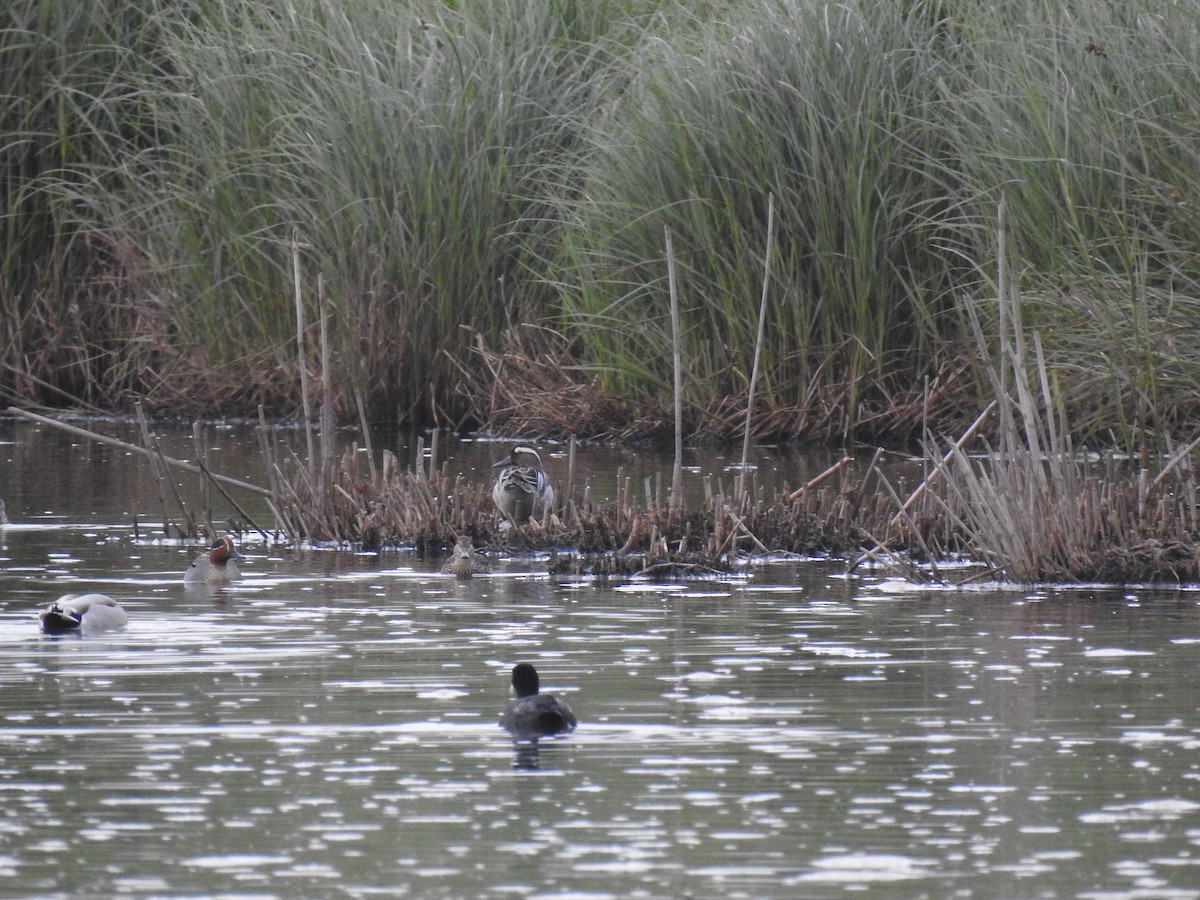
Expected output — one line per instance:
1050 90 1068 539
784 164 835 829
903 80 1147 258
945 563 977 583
848 403 994 575
257 405 295 536
787 456 853 501
908 200 1117 582
136 402 195 537
352 381 376 481
194 421 212 536
666 226 683 515
565 435 577 516
292 232 315 466
7 407 273 498
739 192 775 506
319 273 336 506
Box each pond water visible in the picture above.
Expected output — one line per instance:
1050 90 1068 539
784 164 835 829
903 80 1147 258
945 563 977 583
2 417 1199 898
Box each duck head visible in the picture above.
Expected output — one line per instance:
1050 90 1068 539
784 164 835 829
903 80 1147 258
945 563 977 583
492 445 544 470
210 536 242 565
511 662 541 698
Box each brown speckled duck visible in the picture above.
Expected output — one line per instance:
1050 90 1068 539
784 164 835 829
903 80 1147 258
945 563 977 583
442 535 490 579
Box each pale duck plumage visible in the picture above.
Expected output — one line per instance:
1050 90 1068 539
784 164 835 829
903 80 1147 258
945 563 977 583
40 593 128 634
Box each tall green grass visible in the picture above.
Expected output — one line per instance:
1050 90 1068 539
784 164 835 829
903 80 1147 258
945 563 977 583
5 0 1200 443
94 0 649 418
0 1 166 406
557 0 963 433
935 0 1200 445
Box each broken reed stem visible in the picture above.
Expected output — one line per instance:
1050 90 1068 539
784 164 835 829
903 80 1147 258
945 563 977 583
874 467 940 581
1150 431 1200 494
739 191 774 506
666 226 683 514
292 230 315 467
257 406 292 535
787 455 852 501
891 402 996 531
193 420 212 536
136 405 173 536
847 402 995 574
352 381 377 481
136 401 194 537
429 429 440 484
197 461 272 542
566 435 577 516
318 272 334 511
4 407 273 495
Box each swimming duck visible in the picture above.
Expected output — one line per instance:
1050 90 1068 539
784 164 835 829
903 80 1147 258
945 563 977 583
40 593 128 634
491 445 554 524
183 535 242 583
442 534 490 578
499 663 577 737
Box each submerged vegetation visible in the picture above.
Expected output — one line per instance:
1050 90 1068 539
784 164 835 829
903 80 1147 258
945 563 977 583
3 0 1200 448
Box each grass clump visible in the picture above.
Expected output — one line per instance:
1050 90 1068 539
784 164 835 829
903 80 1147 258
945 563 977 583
96 0 637 420
0 1 173 408
558 0 962 440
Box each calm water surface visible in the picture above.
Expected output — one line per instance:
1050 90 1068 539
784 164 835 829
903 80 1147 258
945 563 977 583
1 419 1199 899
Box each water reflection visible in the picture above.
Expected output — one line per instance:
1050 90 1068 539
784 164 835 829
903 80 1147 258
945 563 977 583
2 422 1200 896
507 734 573 771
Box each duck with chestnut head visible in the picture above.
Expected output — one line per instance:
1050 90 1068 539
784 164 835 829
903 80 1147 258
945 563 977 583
184 536 243 584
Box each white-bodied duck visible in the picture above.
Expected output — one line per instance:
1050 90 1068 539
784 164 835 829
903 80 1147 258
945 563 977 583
499 663 577 737
40 593 128 634
183 535 243 584
491 445 554 525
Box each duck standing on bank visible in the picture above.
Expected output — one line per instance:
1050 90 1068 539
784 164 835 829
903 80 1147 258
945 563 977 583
183 536 243 584
499 663 577 737
442 534 490 578
491 445 554 525
40 593 128 634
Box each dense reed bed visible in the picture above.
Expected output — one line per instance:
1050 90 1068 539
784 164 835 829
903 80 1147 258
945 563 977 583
262 419 1200 584
265 436 900 573
5 0 1200 447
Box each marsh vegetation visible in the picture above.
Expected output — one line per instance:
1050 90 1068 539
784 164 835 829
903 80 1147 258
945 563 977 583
5 0 1200 446
6 0 1200 582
